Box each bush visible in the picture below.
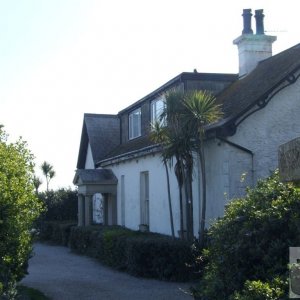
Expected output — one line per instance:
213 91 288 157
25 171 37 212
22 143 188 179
38 188 77 222
231 278 287 300
0 129 43 298
69 225 194 281
196 170 299 299
126 235 194 281
39 221 76 246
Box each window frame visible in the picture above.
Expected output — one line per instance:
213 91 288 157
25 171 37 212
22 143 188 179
128 108 141 140
151 97 166 127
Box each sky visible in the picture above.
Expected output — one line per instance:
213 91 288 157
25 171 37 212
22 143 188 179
0 0 299 191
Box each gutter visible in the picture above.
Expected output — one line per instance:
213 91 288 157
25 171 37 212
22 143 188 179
97 144 161 167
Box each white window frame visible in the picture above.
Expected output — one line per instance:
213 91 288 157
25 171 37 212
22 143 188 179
151 97 166 127
129 108 141 140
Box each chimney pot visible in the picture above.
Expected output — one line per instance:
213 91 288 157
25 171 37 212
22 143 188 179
242 9 253 34
255 9 265 34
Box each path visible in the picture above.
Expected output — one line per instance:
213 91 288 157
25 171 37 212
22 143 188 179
21 243 192 300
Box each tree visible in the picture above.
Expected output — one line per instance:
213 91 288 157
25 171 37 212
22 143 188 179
33 175 43 194
162 90 194 240
0 128 43 298
41 161 55 192
150 120 175 238
183 90 222 245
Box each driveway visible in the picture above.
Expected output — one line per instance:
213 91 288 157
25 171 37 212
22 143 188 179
21 243 193 300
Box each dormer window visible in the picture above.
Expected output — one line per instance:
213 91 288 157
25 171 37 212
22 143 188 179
129 108 141 139
151 97 166 126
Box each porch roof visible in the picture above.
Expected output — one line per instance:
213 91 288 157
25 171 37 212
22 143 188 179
73 169 117 195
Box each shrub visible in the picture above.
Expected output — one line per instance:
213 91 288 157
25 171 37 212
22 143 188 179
101 227 137 269
126 234 194 281
231 278 287 300
196 170 300 299
68 225 194 281
0 129 43 298
38 188 77 222
39 221 76 246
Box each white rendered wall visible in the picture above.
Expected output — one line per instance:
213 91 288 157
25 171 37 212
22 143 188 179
85 143 94 169
110 153 184 236
229 80 300 183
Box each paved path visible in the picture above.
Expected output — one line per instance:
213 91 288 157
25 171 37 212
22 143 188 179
21 243 193 300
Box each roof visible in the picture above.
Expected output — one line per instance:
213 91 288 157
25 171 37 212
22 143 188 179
73 169 117 185
214 43 300 129
76 114 120 169
97 135 158 166
119 72 237 114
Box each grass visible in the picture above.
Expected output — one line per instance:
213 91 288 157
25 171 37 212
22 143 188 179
17 285 50 300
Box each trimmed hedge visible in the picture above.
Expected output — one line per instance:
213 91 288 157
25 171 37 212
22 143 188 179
39 221 76 246
38 188 78 222
45 223 195 281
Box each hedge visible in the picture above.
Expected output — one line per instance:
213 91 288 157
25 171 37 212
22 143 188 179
40 223 195 282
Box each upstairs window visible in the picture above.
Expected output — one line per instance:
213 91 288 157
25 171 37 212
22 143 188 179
129 108 141 139
151 97 166 126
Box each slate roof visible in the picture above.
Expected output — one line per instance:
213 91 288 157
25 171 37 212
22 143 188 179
214 43 300 125
73 169 117 185
98 135 156 165
76 114 120 169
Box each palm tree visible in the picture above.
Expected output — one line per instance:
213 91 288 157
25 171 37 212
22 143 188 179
183 90 223 245
33 175 43 194
162 90 195 240
150 120 175 238
41 161 55 192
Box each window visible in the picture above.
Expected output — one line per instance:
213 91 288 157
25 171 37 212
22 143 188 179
129 108 141 139
121 175 125 226
140 171 149 226
151 97 166 126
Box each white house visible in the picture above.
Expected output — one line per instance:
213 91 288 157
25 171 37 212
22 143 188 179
73 9 300 238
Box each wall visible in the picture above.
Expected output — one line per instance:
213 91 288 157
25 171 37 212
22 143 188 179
84 143 94 169
110 153 186 236
229 79 300 183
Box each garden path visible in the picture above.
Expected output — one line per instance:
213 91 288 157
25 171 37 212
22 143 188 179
21 243 192 300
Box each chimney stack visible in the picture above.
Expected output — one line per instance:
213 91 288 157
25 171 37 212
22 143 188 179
254 9 264 34
242 9 253 34
233 9 276 78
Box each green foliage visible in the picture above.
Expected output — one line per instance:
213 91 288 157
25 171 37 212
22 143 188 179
39 221 76 246
68 225 194 281
126 234 194 281
196 170 299 299
38 188 78 222
0 129 43 298
231 278 287 300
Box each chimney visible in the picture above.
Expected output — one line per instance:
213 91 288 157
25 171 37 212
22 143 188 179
233 9 277 78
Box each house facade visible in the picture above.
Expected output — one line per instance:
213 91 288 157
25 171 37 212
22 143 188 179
74 9 300 238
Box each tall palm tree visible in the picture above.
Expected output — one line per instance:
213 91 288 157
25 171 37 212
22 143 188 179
33 175 43 194
162 90 195 240
150 120 175 238
183 90 223 245
41 161 55 192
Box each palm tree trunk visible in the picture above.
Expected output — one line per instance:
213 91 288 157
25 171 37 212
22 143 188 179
199 145 206 246
164 162 175 238
188 171 194 240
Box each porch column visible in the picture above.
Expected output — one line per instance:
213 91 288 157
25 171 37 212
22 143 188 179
78 194 85 226
84 194 93 226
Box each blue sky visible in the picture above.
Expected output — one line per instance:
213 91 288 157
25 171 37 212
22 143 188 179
0 0 299 190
